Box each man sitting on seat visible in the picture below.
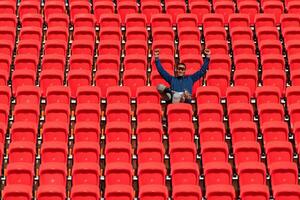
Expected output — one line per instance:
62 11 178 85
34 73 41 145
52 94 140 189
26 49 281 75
154 48 211 103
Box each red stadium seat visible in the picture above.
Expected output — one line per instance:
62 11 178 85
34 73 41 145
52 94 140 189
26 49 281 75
40 70 64 96
98 40 121 57
74 121 99 143
137 103 162 122
72 163 99 186
240 185 269 200
6 163 34 186
141 1 162 24
73 27 95 42
258 103 284 125
228 13 250 28
46 86 70 105
214 1 235 24
165 1 186 25
0 1 16 15
123 70 147 97
41 142 68 163
69 55 93 71
189 1 211 25
106 103 131 123
176 13 198 28
230 121 257 144
196 86 221 105
262 69 286 96
42 121 69 143
269 161 298 186
233 141 261 166
14 103 39 124
167 103 193 122
19 1 40 19
106 86 131 104
228 103 253 126
68 69 91 98
206 40 228 55
76 86 101 104
96 55 120 71
0 27 15 44
201 141 229 165
286 86 300 106
73 13 96 28
173 185 202 200
136 122 162 143
105 142 131 164
105 162 133 185
255 86 281 106
71 185 100 200
137 142 164 163
198 121 225 143
230 27 253 42
204 162 232 185
197 103 223 122
280 14 300 31
46 13 69 28
44 40 68 57
206 69 230 97
208 54 231 71
178 27 200 42
15 86 40 107
44 1 66 21
171 162 199 185
0 86 11 106
0 40 14 58
125 13 147 28
0 105 9 128
45 103 69 123
73 141 100 163
3 185 32 200
69 1 91 23
151 14 172 28
47 26 69 43
99 27 121 41
105 122 131 143
169 141 196 164
136 86 160 104
262 1 284 24
0 54 11 78
17 40 40 59
105 185 133 200
94 2 114 24
238 1 259 24
206 185 235 200
204 27 227 42
256 27 279 44
261 55 284 71
99 14 121 28
21 13 43 28
202 13 224 29
37 186 66 200
117 1 138 25
124 55 147 71
139 185 168 200
265 141 293 164
152 27 174 41
75 103 100 123
138 163 166 185
178 41 201 56
287 1 300 14
95 70 119 97
289 103 300 127
8 141 36 164
273 185 300 200
168 122 194 143
233 69 257 97
237 162 266 185
71 40 94 56
261 121 289 144
226 86 250 105
126 27 148 41
39 162 67 186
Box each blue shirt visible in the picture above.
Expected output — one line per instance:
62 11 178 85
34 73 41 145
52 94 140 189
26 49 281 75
155 57 210 94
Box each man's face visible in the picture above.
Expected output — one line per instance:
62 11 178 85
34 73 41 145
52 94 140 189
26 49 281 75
176 64 186 77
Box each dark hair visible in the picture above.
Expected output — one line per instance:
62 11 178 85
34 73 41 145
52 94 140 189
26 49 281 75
177 63 186 69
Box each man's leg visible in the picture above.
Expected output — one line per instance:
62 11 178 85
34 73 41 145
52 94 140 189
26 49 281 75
157 84 172 102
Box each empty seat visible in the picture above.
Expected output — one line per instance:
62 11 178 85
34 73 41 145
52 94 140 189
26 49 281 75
44 1 66 21
0 105 8 128
233 69 257 97
94 2 114 24
0 27 15 44
189 1 211 25
0 14 16 28
273 184 300 200
0 86 11 106
178 27 200 42
176 13 198 28
0 1 16 15
21 13 43 28
106 103 131 122
261 121 288 144
124 55 147 71
206 185 235 200
98 40 121 57
259 40 282 56
204 162 232 185
168 122 194 143
6 162 34 186
46 86 70 105
286 86 300 106
45 103 69 123
136 121 162 143
41 142 67 163
17 40 40 59
178 40 201 56
283 27 300 44
71 40 94 56
47 27 69 42
105 142 131 164
288 103 300 127
202 13 224 28
232 40 255 56
3 185 32 200
226 86 250 105
14 104 39 124
73 141 100 163
75 103 100 122
99 14 121 28
125 40 148 56
46 13 69 28
139 185 168 200
171 162 199 186
169 141 196 164
40 70 64 96
173 185 202 200
256 27 279 43
8 141 36 164
228 13 250 28
206 69 230 97
105 162 133 185
11 121 37 143
74 122 99 143
105 121 131 143
280 14 300 31
196 86 220 105
42 54 65 72
261 54 284 71
73 13 96 28
197 103 223 122
117 1 138 24
238 1 259 24
99 27 121 41
19 1 40 19
14 54 38 72
39 162 67 186
258 103 284 125
198 121 225 143
141 1 162 24
106 86 131 104
167 103 193 122
269 161 298 186
71 185 100 200
96 55 120 71
214 1 235 24
123 70 146 97
72 163 99 186
265 141 293 164
137 142 164 163
204 27 227 42
68 69 91 97
136 86 160 104
0 53 11 77
152 27 174 41
262 69 286 96
230 27 253 42
16 86 40 105
287 1 300 13
165 1 186 25
126 27 148 41
228 103 253 125
201 141 229 165
69 55 93 71
254 14 276 29
255 86 281 106
69 1 91 22
137 103 162 122
44 40 67 57
95 70 119 96
0 40 14 58
230 121 257 144
238 161 266 185
233 141 261 166
37 185 66 200
76 86 101 104
125 13 147 28
105 185 133 200
138 165 164 186
240 185 269 200
262 1 284 24
150 14 172 28
291 70 300 86
42 121 69 143
206 40 228 55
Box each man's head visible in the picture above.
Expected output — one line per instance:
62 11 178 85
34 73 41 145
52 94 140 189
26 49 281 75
175 63 186 77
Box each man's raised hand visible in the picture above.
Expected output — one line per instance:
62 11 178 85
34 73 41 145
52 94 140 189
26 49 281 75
203 48 211 57
154 49 160 58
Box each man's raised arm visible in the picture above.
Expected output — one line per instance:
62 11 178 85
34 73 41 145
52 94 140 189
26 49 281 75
190 49 211 82
154 49 173 83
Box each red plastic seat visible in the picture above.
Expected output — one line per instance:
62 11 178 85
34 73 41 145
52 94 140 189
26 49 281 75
167 103 193 122
46 86 70 105
0 40 14 58
289 103 300 127
39 162 67 186
228 13 250 28
11 121 37 143
151 14 172 28
287 1 300 13
75 103 100 123
123 69 147 97
207 55 231 72
99 27 121 42
0 1 16 15
117 1 138 24
105 162 133 185
106 103 131 123
226 86 250 105
41 142 68 163
151 54 174 72
124 55 147 71
189 1 211 25
47 27 69 42
255 86 281 106
196 86 220 105
286 86 300 106
37 185 66 200
289 54 300 74
254 13 276 29
138 163 166 186
16 86 40 105
141 1 162 24
71 40 94 56
105 142 131 164
261 54 284 71
21 13 43 28
14 54 38 72
230 27 253 42
44 40 67 57
14 104 39 124
265 141 293 164
0 86 10 106
105 121 131 143
178 27 200 42
46 13 69 28
42 121 68 143
197 103 223 122
269 161 298 186
125 13 147 28
137 142 164 164
152 27 174 41
233 141 261 166
106 86 131 104
173 185 202 200
233 69 257 97
206 40 228 55
204 27 226 42
165 1 186 25
201 141 228 165
73 141 100 163
98 13 120 27
206 69 230 97
74 121 99 143
95 70 119 97
176 13 198 28
17 40 40 59
136 121 162 143
237 161 266 185
230 121 257 144
291 70 300 86
280 14 300 31
76 86 100 104
198 121 225 144
40 70 64 96
73 13 96 28
283 27 300 44
94 2 114 24
69 1 91 22
3 185 32 200
44 1 66 21
0 105 8 128
238 1 259 24
45 103 69 123
169 141 197 164
256 27 279 44
8 141 36 164
0 54 11 78
96 55 120 71
68 69 91 98
19 1 40 19
105 185 133 200
136 86 160 104
262 69 286 96
139 185 168 200
71 185 100 200
275 184 300 200
232 40 255 56
126 27 148 41
240 185 269 200
69 55 93 71
262 1 284 24
204 162 232 186
202 13 224 28
168 122 194 143
206 185 235 200
261 121 288 144
259 40 282 56
258 103 284 125
0 27 15 44
136 103 162 123
171 162 199 186
72 163 99 186
98 40 121 57
214 1 235 24
178 40 201 56
228 103 253 126
125 40 148 56
6 163 34 186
